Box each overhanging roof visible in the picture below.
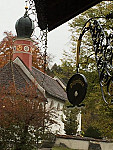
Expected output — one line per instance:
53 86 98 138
33 0 102 31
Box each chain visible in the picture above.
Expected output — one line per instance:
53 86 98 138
25 0 48 72
25 0 48 90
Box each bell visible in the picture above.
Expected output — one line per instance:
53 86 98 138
66 73 87 107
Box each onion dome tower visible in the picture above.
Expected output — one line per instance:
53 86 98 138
13 7 34 70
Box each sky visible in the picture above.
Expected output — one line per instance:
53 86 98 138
0 0 71 65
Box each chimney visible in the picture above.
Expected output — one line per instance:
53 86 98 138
12 8 34 70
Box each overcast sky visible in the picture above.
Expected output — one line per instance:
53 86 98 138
0 0 71 65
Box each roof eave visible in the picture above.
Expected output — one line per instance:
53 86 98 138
33 0 102 31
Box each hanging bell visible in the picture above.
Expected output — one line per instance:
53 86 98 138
66 73 88 107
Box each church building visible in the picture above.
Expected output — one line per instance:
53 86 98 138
0 8 67 134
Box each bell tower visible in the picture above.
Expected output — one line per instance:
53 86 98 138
13 7 34 70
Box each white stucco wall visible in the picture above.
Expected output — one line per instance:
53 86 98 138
46 97 65 135
46 96 83 135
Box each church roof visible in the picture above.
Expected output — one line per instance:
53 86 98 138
0 62 32 91
32 67 67 101
0 61 67 102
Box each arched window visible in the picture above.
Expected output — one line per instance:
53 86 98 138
57 103 60 111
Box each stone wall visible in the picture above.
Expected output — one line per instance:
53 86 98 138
55 135 113 150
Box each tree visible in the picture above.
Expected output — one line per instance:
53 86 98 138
62 102 79 135
84 126 102 139
94 102 113 139
0 32 14 68
68 1 113 138
50 61 75 84
46 63 63 78
0 32 47 71
0 83 57 149
64 1 113 71
54 1 113 139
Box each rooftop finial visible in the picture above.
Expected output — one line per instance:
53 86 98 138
25 5 28 10
25 6 28 16
24 4 28 16
25 0 28 16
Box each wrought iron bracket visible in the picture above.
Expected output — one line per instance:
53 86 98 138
77 17 113 104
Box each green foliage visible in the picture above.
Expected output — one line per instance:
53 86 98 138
51 62 75 83
62 102 79 135
95 104 113 139
84 126 102 139
81 71 113 139
50 63 63 77
68 1 113 139
68 1 113 71
41 132 56 148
